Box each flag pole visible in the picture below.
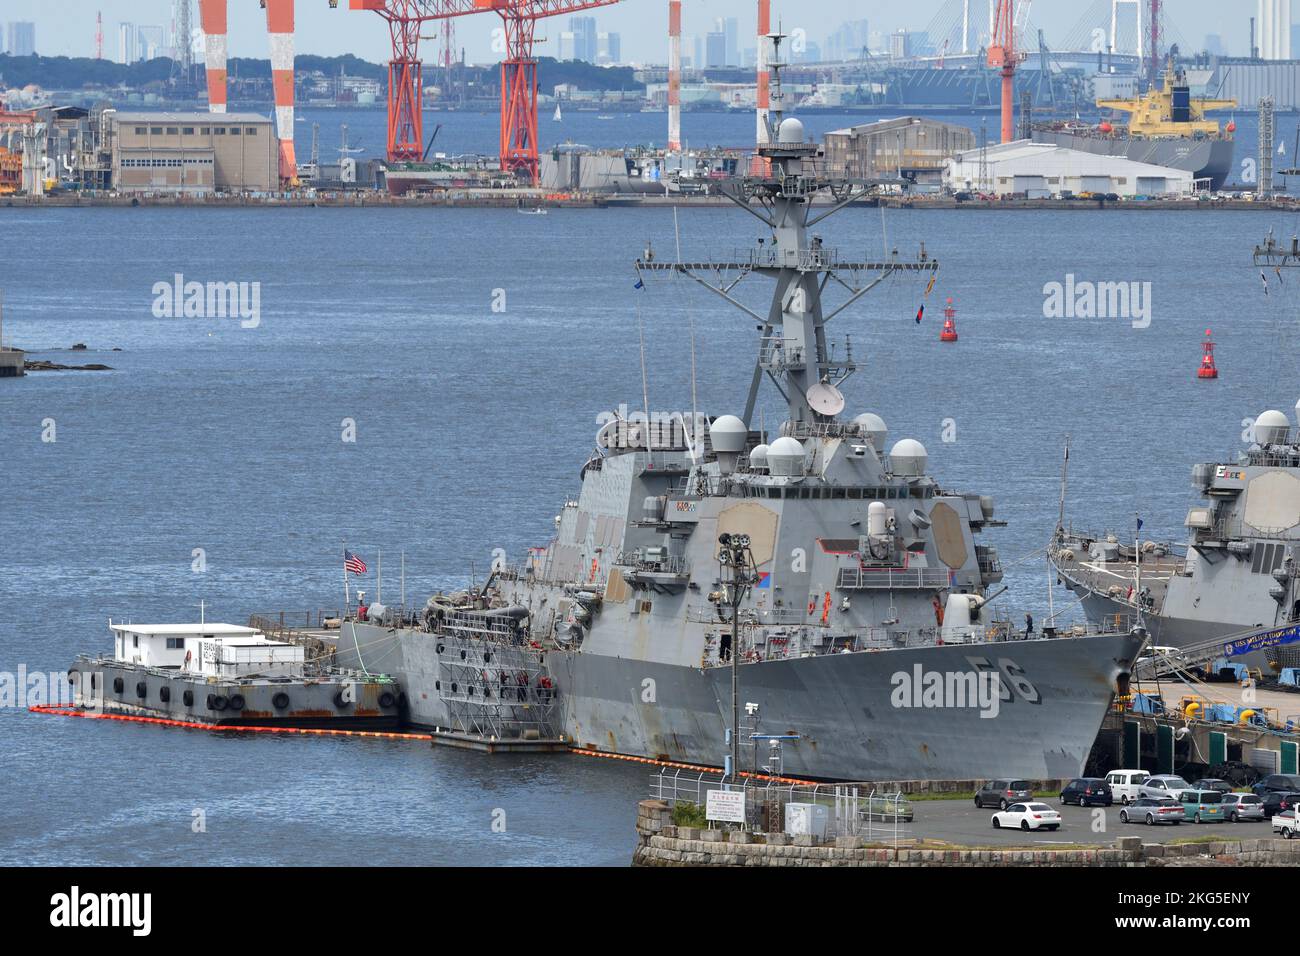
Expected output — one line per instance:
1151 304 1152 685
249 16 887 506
400 551 406 613
343 543 351 618
378 548 382 605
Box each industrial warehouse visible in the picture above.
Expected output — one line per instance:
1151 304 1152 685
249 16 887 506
110 112 278 194
945 140 1195 198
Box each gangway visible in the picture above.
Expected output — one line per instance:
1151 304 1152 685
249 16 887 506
1133 621 1300 682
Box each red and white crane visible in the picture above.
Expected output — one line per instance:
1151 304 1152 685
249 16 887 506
986 0 1024 144
352 1 623 183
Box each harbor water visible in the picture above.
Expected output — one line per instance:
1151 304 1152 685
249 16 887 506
1 202 1298 864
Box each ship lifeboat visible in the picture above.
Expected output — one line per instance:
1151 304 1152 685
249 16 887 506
1098 121 1113 134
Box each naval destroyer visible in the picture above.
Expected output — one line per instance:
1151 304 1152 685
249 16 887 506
336 40 1144 782
1052 402 1300 675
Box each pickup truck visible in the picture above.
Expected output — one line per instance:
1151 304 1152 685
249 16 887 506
1273 810 1298 839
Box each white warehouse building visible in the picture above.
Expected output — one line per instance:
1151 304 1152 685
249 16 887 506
945 141 1195 198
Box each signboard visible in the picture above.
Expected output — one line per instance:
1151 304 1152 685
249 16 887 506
705 789 746 824
1222 623 1300 659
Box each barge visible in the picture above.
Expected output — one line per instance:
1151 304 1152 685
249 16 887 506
70 621 403 729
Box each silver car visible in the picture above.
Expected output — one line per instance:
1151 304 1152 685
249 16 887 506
1219 792 1266 822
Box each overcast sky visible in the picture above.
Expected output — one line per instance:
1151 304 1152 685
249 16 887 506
1 1 1262 65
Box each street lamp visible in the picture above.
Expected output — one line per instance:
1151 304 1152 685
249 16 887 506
716 532 757 781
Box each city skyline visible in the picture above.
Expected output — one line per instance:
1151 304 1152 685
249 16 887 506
0 1 1264 66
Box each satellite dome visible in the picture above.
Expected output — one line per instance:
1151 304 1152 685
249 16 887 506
709 415 748 454
889 438 928 477
749 443 770 470
767 436 806 477
1256 409 1290 445
777 117 805 144
852 412 888 452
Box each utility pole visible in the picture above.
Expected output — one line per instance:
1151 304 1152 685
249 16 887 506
716 532 757 781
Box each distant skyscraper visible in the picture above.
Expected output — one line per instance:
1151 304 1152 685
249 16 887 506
596 32 621 65
117 23 136 64
825 19 869 62
567 15 598 62
1257 0 1292 60
1204 33 1225 56
890 30 911 60
706 30 727 69
6 21 36 57
722 17 739 66
137 25 165 62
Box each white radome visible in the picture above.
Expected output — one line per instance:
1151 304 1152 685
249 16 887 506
709 415 748 453
889 438 928 476
767 436 806 477
777 117 805 144
1256 409 1290 445
852 412 888 452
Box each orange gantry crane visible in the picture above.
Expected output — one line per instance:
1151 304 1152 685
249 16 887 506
352 0 623 183
986 0 1024 144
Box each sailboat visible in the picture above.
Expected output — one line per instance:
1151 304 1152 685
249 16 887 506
553 102 562 122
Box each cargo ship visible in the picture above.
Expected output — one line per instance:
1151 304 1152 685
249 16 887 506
1033 65 1236 190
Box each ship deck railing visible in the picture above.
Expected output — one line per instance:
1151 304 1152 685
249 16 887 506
689 612 1132 665
649 769 912 844
836 566 953 590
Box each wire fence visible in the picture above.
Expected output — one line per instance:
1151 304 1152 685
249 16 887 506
649 769 913 846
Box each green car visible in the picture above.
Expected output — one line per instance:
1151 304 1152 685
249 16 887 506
1180 790 1226 823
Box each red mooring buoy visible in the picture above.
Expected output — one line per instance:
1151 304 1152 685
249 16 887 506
940 297 959 342
1198 328 1219 379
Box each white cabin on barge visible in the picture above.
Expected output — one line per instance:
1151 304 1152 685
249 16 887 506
109 623 305 679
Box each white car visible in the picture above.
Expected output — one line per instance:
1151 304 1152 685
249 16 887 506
991 802 1062 832
1106 769 1150 805
1273 810 1298 839
1138 775 1193 801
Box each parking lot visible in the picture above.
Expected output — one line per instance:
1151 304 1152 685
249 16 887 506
907 798 1284 846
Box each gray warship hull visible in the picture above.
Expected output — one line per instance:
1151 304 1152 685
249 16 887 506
337 621 1139 781
1031 130 1234 190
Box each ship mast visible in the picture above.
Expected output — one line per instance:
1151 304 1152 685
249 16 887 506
636 31 937 432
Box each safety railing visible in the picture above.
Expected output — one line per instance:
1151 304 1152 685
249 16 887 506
836 566 953 590
649 769 913 845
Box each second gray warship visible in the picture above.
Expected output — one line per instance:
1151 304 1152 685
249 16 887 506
1051 403 1300 674
335 41 1143 782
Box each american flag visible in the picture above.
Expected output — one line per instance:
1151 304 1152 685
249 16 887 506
344 550 367 575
